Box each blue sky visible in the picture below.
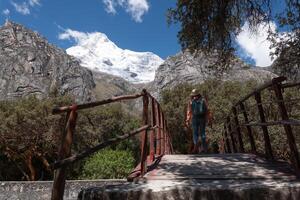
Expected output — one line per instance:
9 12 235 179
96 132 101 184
0 0 290 66
0 0 180 59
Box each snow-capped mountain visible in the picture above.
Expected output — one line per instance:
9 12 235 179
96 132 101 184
62 30 164 83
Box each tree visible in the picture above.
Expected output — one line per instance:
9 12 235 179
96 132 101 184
0 97 140 181
168 0 299 71
168 0 271 53
269 1 300 81
0 96 72 181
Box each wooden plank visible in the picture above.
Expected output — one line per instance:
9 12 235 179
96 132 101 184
282 82 300 89
273 82 300 172
241 119 300 127
161 112 165 154
51 125 150 170
254 92 274 160
232 107 244 153
52 92 144 114
156 104 161 155
141 92 149 176
235 76 286 106
150 97 156 162
223 124 231 153
239 102 256 153
227 117 237 153
51 109 77 200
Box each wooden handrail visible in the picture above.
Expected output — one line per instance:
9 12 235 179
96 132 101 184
52 93 144 114
241 119 300 127
223 76 300 175
235 76 286 107
51 125 150 170
50 89 173 200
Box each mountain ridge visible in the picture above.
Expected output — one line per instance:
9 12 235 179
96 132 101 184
0 21 95 102
61 29 164 83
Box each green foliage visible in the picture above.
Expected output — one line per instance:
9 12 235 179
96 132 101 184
80 149 135 179
0 97 140 181
161 79 300 164
167 1 299 72
160 79 258 153
0 96 72 180
167 0 271 53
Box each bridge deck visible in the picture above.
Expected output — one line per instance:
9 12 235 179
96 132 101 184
145 153 297 180
79 154 300 200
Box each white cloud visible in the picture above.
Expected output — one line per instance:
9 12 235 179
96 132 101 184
11 1 30 15
10 0 41 15
236 22 278 67
29 0 41 7
2 9 10 16
58 29 90 45
126 0 149 22
103 0 117 14
102 0 149 22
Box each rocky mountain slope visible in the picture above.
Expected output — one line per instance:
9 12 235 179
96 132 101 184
0 21 95 103
270 45 300 82
92 71 141 99
0 21 280 104
62 30 164 83
150 51 277 97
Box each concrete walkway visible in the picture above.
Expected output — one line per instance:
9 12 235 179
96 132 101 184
79 154 300 200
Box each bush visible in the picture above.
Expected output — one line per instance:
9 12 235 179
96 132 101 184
0 96 72 181
0 97 141 181
80 149 135 179
160 79 258 153
160 78 300 162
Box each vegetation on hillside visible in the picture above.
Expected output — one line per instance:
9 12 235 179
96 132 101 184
160 80 300 161
0 96 140 181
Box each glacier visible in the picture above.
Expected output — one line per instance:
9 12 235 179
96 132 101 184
61 29 164 83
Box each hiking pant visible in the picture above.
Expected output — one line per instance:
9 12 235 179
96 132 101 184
192 116 207 151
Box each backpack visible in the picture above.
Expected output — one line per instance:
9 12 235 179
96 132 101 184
191 98 206 116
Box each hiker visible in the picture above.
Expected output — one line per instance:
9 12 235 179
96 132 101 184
185 89 212 153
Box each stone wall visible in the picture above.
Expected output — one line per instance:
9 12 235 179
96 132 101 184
0 180 125 200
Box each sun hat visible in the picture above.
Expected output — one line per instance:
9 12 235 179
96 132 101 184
190 89 200 97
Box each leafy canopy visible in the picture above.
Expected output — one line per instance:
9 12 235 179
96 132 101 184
168 0 299 72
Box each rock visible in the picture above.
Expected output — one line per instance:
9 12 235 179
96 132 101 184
150 51 277 97
0 21 95 103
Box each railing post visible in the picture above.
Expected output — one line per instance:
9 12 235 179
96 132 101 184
254 92 274 160
140 90 149 176
239 102 256 154
156 104 161 155
273 81 300 170
221 131 227 153
150 97 156 162
164 119 169 154
161 112 165 154
51 105 78 200
227 117 237 153
232 107 245 153
224 124 232 153
165 122 171 154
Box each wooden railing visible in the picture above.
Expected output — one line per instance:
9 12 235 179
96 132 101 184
50 89 173 200
222 76 300 174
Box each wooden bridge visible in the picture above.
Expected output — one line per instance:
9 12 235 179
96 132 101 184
50 77 300 200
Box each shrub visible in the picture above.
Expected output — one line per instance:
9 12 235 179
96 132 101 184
0 97 140 181
160 79 258 153
80 149 135 179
